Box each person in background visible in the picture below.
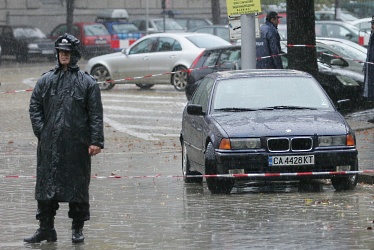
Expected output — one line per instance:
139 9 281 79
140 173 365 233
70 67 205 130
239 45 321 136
363 16 374 123
256 11 284 69
24 33 104 243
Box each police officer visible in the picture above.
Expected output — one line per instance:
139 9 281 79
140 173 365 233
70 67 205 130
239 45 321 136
24 34 104 243
364 16 374 123
256 11 284 69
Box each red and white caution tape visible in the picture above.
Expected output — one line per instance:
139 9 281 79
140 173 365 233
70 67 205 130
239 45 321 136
2 170 374 180
0 88 34 94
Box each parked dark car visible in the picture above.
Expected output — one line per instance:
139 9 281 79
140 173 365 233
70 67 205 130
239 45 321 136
185 44 364 105
48 22 112 59
180 69 358 194
0 25 55 62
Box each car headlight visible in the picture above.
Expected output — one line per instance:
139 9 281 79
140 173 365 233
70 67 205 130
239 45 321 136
219 138 261 150
318 134 355 146
28 44 39 49
336 75 359 87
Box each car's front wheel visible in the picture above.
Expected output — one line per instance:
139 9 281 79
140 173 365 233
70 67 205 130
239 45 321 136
205 142 234 194
172 65 187 91
91 65 115 90
331 160 358 191
182 141 203 183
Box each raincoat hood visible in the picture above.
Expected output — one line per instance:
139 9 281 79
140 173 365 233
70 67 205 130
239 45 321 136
55 33 82 71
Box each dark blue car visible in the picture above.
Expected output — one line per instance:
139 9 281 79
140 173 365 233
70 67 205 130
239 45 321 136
180 70 358 194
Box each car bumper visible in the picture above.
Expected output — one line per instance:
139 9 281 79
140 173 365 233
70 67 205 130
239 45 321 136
214 148 358 179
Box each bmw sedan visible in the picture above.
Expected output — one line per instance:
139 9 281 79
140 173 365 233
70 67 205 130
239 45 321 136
180 70 358 194
85 33 231 91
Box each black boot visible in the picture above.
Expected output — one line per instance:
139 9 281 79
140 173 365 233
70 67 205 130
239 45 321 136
24 218 57 243
72 220 85 243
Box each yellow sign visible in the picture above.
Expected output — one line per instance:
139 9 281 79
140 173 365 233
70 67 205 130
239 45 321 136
226 0 262 16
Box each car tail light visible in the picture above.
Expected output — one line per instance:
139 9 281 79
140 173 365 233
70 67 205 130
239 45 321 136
188 51 204 75
111 34 119 49
358 36 364 46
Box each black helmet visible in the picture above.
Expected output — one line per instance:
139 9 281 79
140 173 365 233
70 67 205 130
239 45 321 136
55 38 73 51
54 33 82 67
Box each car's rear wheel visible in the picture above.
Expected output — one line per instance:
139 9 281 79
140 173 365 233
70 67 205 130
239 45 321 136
91 65 115 90
205 142 234 194
331 160 358 191
182 141 203 183
172 65 187 91
136 83 154 90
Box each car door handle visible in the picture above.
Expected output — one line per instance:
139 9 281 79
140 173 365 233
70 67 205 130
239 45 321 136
142 56 149 60
169 55 176 59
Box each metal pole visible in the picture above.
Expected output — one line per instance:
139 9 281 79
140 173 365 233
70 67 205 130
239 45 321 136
240 14 256 69
146 0 149 35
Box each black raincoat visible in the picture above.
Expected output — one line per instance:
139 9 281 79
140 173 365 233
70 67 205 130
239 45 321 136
363 31 374 100
256 20 283 69
29 65 104 203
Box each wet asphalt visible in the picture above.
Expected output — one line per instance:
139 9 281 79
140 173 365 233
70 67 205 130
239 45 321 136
0 62 374 249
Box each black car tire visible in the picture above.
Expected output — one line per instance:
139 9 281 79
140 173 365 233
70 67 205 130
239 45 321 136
182 141 203 183
136 84 154 90
205 142 234 194
331 159 358 191
91 65 115 90
16 50 28 62
172 65 187 91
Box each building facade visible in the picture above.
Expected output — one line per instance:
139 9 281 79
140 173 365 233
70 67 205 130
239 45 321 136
0 0 228 33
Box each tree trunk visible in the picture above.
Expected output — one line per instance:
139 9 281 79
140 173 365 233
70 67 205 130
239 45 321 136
287 0 318 76
211 0 221 25
66 0 75 34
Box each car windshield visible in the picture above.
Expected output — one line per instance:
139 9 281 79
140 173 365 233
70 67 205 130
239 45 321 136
186 34 231 48
153 19 184 30
212 76 334 112
322 40 367 62
83 24 110 36
13 27 46 38
112 23 139 33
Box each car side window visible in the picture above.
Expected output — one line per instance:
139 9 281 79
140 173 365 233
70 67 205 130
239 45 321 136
191 77 215 113
316 46 334 64
51 25 68 37
326 24 351 39
156 37 175 52
218 48 241 69
129 38 157 54
203 51 220 68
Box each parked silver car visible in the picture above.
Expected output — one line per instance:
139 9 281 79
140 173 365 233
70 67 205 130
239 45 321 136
85 33 231 90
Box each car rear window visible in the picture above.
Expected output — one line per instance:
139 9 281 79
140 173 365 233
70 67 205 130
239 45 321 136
112 23 139 33
14 27 46 39
83 24 110 36
186 34 231 48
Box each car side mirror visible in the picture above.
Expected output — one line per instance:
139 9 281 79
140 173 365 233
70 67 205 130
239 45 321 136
330 58 348 67
336 99 352 113
345 33 353 39
123 48 130 55
187 104 204 116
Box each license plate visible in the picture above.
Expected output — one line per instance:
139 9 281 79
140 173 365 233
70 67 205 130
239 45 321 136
95 39 107 44
268 155 314 166
42 50 54 55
